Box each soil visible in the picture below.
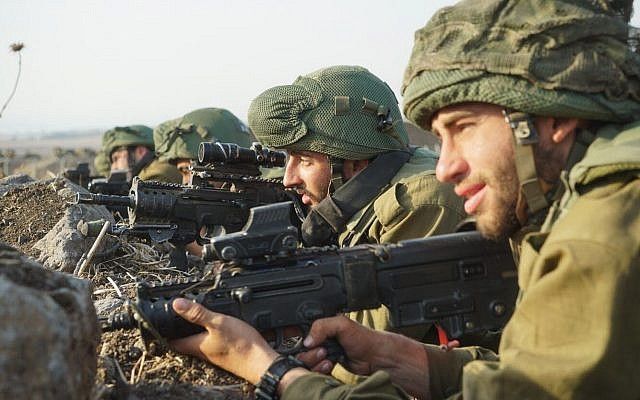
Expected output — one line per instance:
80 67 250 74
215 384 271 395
0 179 251 400
0 181 67 257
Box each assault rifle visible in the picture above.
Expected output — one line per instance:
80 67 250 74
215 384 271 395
75 177 304 269
101 202 518 358
63 162 95 188
63 163 130 196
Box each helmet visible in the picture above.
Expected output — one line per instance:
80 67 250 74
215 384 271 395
402 0 640 128
102 125 154 157
248 65 408 160
154 108 254 162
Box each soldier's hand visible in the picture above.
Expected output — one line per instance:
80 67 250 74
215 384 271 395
299 315 431 398
169 298 279 384
297 316 381 376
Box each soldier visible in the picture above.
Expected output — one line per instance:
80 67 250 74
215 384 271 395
247 66 465 370
167 1 640 399
101 125 182 183
153 107 254 184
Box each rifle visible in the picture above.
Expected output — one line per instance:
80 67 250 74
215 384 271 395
63 163 130 196
101 202 518 358
75 176 304 268
87 170 130 196
63 162 99 189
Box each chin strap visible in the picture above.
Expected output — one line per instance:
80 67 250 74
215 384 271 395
328 156 344 193
301 149 412 247
129 150 155 179
503 110 549 217
503 110 596 228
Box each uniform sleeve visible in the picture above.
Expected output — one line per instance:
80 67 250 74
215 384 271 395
450 240 640 399
282 371 411 400
369 173 465 244
284 347 495 400
424 345 498 399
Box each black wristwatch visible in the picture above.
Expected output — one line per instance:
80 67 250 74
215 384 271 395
254 355 306 400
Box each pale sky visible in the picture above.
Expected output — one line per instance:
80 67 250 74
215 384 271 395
0 0 638 135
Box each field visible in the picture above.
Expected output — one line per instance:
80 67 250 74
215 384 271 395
0 132 102 178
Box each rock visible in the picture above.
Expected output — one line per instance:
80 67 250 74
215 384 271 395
0 242 99 399
94 297 124 318
0 173 35 196
32 179 115 273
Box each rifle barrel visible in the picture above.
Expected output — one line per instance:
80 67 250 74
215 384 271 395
75 192 134 208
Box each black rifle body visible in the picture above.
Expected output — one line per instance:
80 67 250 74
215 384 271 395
76 178 298 246
106 231 518 346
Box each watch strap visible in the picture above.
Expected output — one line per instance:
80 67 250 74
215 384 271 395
254 355 305 400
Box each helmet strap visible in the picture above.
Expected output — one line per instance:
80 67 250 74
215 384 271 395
502 110 549 218
328 156 344 193
130 149 155 178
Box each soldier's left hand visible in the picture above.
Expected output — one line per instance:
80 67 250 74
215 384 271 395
169 298 279 384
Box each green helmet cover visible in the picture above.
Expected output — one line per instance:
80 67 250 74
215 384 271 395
249 65 409 160
402 0 640 128
154 108 254 161
102 125 154 157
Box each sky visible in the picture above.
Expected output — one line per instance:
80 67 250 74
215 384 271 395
0 0 639 135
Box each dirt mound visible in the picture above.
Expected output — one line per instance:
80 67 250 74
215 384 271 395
0 180 67 256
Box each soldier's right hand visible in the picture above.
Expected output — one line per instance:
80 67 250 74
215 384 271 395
298 316 432 399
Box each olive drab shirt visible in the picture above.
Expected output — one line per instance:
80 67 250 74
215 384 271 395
137 158 182 184
333 147 466 384
283 122 640 399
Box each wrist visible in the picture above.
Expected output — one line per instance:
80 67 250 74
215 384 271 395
254 355 308 400
276 367 310 397
244 347 280 385
370 331 430 399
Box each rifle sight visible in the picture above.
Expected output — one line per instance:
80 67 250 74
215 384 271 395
198 142 286 168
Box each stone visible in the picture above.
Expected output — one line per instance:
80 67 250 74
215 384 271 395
0 242 99 399
0 173 35 196
32 179 115 273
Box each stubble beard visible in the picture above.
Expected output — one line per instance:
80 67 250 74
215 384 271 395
296 178 331 208
475 159 520 241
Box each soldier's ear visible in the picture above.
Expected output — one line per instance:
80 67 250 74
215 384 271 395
535 116 580 145
341 159 370 180
550 117 581 144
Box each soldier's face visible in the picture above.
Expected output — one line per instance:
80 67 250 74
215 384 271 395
283 150 331 207
431 103 520 239
110 148 130 171
176 160 192 184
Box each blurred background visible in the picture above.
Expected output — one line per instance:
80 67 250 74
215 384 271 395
0 0 637 176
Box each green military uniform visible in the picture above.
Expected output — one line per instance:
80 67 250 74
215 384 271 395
282 0 640 398
249 66 465 384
